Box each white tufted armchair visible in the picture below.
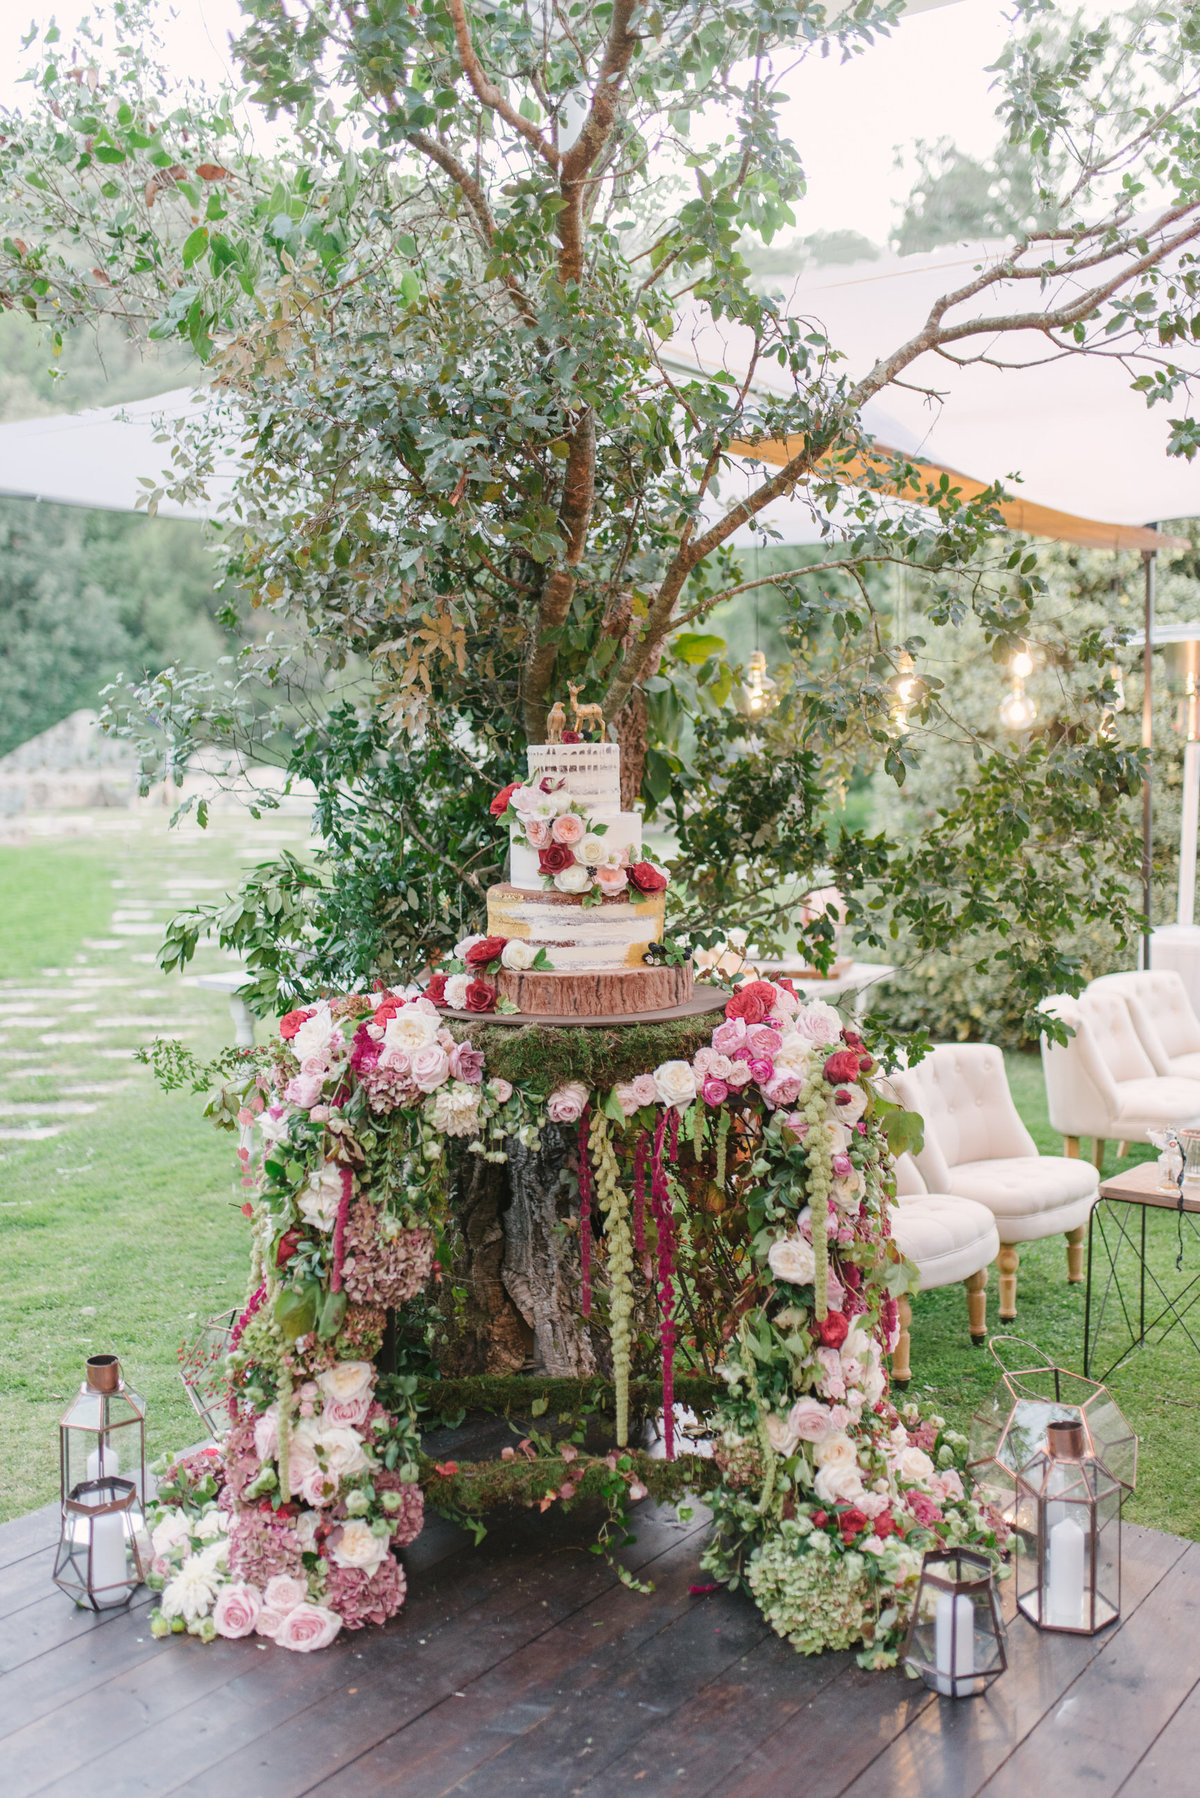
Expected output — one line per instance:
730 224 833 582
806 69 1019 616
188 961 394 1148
888 1152 1001 1383
1040 987 1200 1170
888 1043 1097 1323
1088 969 1200 1088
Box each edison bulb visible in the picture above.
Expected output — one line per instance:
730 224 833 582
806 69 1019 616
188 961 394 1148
1011 648 1034 680
1000 687 1037 730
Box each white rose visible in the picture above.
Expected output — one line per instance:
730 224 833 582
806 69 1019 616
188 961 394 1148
150 1509 192 1559
331 1518 389 1573
384 1007 439 1055
578 834 607 864
444 973 471 1009
298 1162 344 1232
773 1035 813 1078
764 1413 801 1457
194 1509 225 1543
653 1059 697 1110
453 933 485 960
554 863 593 894
832 1172 866 1213
821 1119 851 1154
794 1000 844 1045
891 1444 936 1487
500 938 536 971
829 1085 868 1125
813 1429 858 1474
317 1361 375 1405
293 1509 321 1552
814 1460 866 1506
292 1005 335 1066
318 1426 369 1480
767 1234 816 1285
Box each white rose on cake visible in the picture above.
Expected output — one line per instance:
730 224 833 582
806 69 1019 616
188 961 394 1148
554 863 593 894
443 973 471 1009
501 939 536 970
578 834 607 865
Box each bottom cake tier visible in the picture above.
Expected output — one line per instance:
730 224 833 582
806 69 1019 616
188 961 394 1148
495 961 693 1018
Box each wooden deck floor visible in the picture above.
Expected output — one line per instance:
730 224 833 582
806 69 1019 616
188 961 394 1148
3 1489 1199 1798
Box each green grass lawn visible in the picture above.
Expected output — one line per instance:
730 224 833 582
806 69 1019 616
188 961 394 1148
1 816 1196 1543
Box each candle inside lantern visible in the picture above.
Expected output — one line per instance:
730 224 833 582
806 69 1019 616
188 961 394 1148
85 1442 127 1601
934 1591 975 1695
1046 1512 1086 1628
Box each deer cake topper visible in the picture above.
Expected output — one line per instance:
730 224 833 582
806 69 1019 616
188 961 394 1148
566 682 607 741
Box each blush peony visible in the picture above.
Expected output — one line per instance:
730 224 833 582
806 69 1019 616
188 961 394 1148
595 864 628 895
546 1080 589 1123
551 813 585 845
384 1006 439 1056
524 817 551 848
317 1362 374 1404
409 1043 451 1090
330 1519 390 1574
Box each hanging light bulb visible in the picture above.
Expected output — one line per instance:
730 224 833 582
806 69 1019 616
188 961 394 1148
1000 643 1037 731
741 649 778 720
1107 664 1126 714
890 649 919 734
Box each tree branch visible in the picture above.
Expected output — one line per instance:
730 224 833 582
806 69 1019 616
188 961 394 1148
447 0 558 168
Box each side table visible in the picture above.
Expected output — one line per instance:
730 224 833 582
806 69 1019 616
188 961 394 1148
1084 1158 1200 1381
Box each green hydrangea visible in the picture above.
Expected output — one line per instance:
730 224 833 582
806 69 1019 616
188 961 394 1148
747 1527 877 1656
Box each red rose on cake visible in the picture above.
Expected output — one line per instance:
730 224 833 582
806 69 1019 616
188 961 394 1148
464 936 507 969
628 861 668 894
490 782 520 816
538 842 575 875
561 729 582 743
463 979 497 1013
423 972 448 1005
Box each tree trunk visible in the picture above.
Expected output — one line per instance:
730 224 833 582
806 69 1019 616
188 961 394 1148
438 1151 533 1375
502 1124 598 1375
616 686 649 812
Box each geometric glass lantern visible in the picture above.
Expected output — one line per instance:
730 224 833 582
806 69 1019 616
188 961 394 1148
178 1308 238 1439
1014 1419 1123 1634
902 1548 1008 1698
52 1355 148 1610
967 1337 1137 1516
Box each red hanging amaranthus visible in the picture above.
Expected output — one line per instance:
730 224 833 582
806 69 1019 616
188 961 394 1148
650 1108 679 1460
227 1284 267 1420
577 1105 593 1317
330 1164 354 1292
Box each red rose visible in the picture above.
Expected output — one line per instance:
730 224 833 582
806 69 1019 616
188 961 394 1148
628 861 668 894
815 1312 850 1349
424 972 448 1005
856 1053 876 1075
838 1506 869 1542
464 936 507 968
811 1509 828 1528
463 979 496 1013
538 842 575 874
823 1049 861 1085
843 1030 864 1050
490 782 520 817
372 993 402 1024
561 730 582 743
276 1228 302 1267
279 1008 313 1040
874 1511 899 1539
725 988 766 1024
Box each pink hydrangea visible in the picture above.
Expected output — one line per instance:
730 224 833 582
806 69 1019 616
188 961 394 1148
373 1473 425 1546
905 1491 944 1528
341 1202 435 1308
228 1508 305 1587
222 1419 264 1507
323 1554 407 1629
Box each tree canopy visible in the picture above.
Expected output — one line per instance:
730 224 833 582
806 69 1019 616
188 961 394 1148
3 0 1199 1025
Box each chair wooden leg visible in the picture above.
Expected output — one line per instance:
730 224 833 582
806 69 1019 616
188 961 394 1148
892 1294 913 1386
1092 1138 1106 1173
964 1269 988 1345
1064 1136 1080 1159
998 1244 1019 1321
1066 1224 1086 1284
1117 1140 1129 1159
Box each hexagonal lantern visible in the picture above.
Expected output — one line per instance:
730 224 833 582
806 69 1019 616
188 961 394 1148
967 1337 1137 1516
53 1355 148 1611
1015 1418 1124 1635
902 1548 1007 1699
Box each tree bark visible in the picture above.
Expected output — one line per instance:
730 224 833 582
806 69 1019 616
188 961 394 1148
438 1151 533 1375
501 1124 598 1375
616 687 649 812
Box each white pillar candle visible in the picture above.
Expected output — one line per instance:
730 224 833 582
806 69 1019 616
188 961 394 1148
1046 1513 1086 1628
85 1441 128 1602
934 1592 975 1695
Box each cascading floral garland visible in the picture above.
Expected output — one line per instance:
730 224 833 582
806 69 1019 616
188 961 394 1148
144 971 1006 1663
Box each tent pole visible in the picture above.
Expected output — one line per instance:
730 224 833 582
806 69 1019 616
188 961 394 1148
1142 545 1156 970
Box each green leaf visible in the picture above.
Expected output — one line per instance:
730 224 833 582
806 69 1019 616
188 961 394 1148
879 1105 925 1158
530 1394 548 1416
181 225 209 269
673 632 726 665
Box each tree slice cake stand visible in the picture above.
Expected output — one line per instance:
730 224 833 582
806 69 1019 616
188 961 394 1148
444 972 728 1029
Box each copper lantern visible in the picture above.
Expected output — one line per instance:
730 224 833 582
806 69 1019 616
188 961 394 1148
1014 1418 1123 1635
902 1548 1007 1699
53 1354 149 1610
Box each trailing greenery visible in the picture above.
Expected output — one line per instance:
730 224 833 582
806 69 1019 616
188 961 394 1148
417 1448 719 1513
455 1017 721 1092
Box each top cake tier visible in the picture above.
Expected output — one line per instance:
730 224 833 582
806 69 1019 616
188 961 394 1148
528 742 620 807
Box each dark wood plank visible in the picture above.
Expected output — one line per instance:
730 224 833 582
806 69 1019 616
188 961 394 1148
976 1540 1200 1798
0 1502 59 1573
1119 1682 1200 1796
826 1524 1191 1798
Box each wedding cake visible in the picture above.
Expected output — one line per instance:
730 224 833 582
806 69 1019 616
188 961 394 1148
483 732 692 1017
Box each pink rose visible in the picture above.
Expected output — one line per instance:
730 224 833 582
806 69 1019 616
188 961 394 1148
489 1077 513 1103
779 1112 808 1136
629 1073 659 1108
711 1017 748 1056
449 1042 485 1084
275 1602 343 1653
701 1077 729 1106
748 1057 774 1084
284 1072 324 1109
254 1411 278 1461
213 1583 262 1639
614 1082 643 1118
764 1074 802 1108
793 1002 844 1046
524 818 551 848
828 1404 854 1430
300 1465 339 1509
787 1396 834 1442
321 1391 372 1429
772 983 800 1018
263 1574 308 1614
815 1345 846 1400
746 1025 783 1057
831 1153 853 1177
932 1468 965 1504
255 1606 288 1638
410 1043 450 1092
595 864 628 895
693 1047 718 1078
546 1081 589 1123
551 813 585 845
378 1046 411 1076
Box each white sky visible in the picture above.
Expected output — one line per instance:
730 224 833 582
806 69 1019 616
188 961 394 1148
0 0 1122 244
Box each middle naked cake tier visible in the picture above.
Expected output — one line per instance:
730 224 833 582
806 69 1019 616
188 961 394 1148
486 883 665 970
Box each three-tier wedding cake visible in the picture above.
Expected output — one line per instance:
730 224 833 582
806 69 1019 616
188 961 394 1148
483 734 692 1017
